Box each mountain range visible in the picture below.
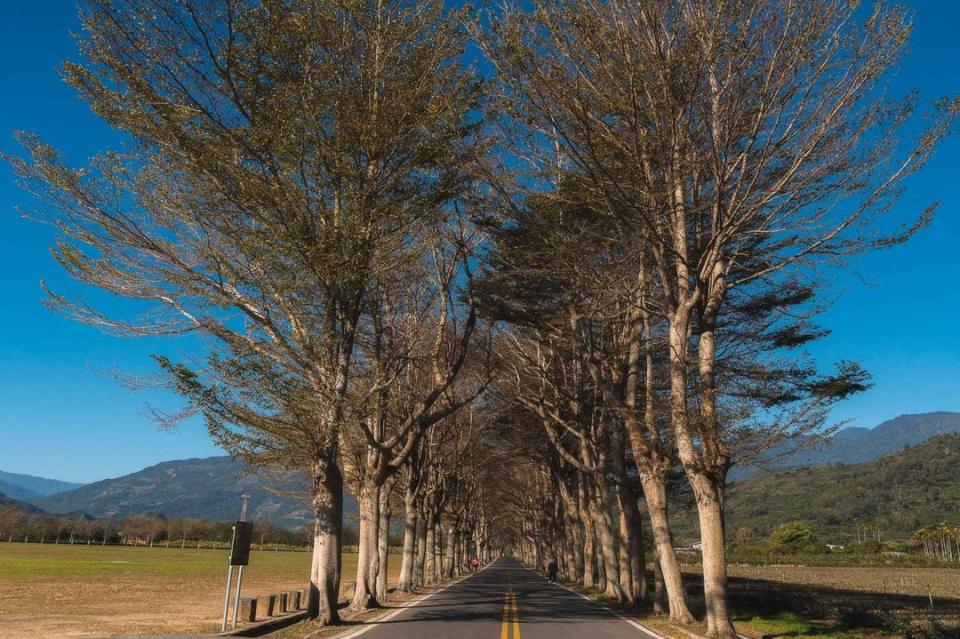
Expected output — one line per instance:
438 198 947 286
734 411 960 478
1 411 957 530
29 456 332 529
0 470 83 501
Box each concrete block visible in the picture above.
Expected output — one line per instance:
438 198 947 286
238 597 258 623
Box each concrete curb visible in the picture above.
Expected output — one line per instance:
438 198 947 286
224 610 309 637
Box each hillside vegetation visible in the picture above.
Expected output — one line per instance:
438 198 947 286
674 433 960 543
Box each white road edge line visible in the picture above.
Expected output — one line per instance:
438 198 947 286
520 565 671 639
330 561 494 639
552 577 751 639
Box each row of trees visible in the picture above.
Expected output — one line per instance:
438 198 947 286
8 0 956 637
469 2 955 637
0 506 312 548
915 524 960 561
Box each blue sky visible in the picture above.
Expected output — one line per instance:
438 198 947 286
1 1 959 484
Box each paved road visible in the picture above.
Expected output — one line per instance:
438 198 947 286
337 556 661 639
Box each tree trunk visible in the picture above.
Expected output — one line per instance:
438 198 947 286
693 477 735 639
652 546 666 615
375 486 391 603
424 514 436 585
415 513 428 587
558 478 585 583
444 525 457 578
307 459 343 625
433 520 443 582
579 476 596 590
398 485 419 591
590 476 625 603
640 474 694 624
351 480 380 610
618 483 647 605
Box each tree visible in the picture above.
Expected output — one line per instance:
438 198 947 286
483 1 956 635
10 0 483 624
479 186 689 616
769 522 817 547
339 227 489 609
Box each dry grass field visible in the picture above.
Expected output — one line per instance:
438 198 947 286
4 543 960 639
722 565 960 638
0 543 395 639
728 564 960 600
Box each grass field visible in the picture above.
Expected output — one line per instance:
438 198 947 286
728 564 960 599
0 543 395 639
722 565 960 638
5 544 960 639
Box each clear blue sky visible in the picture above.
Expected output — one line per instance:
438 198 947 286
0 1 958 484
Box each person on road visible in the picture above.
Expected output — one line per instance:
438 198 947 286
547 558 558 583
471 555 480 571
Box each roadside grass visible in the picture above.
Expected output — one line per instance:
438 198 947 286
0 542 396 639
732 611 875 639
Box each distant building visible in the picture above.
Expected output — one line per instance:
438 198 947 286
674 541 703 553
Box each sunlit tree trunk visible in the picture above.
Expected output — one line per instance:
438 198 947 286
375 484 391 602
308 459 343 625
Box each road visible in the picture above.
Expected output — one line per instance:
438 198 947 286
336 556 661 639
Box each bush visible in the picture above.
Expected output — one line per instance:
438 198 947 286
770 521 817 546
850 540 882 554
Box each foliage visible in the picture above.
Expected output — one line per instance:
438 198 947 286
770 522 818 547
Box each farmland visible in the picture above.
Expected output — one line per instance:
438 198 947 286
0 543 395 639
4 543 960 639
719 564 960 638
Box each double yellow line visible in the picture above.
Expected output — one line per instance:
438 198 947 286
500 590 520 639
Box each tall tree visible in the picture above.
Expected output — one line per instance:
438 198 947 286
10 0 482 624
484 1 956 635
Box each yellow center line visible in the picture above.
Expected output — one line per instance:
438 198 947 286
500 591 510 639
500 591 521 639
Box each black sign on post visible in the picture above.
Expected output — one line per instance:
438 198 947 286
229 521 254 566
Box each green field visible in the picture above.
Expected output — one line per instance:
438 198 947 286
0 543 383 639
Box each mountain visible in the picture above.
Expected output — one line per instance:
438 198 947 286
735 411 960 478
0 470 84 499
30 456 357 529
672 432 960 543
0 490 43 513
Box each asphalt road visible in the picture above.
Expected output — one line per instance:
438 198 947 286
336 556 662 639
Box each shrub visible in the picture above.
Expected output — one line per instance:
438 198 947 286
770 521 817 546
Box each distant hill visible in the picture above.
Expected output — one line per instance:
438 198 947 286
30 456 357 529
672 432 960 543
0 470 84 500
0 490 43 513
734 411 960 478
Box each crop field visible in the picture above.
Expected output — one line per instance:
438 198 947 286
722 565 960 638
727 564 960 600
0 543 396 639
